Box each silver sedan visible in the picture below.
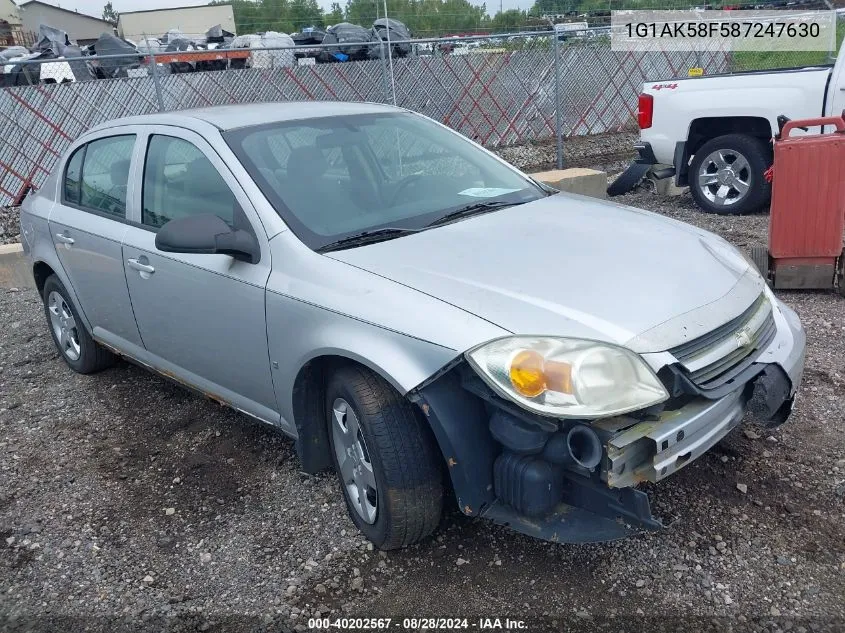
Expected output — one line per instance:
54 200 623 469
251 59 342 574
20 102 805 549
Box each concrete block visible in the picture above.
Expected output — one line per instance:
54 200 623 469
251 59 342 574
0 243 34 290
531 167 607 199
651 174 689 197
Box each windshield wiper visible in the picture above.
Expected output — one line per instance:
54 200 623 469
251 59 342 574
316 227 421 253
425 200 520 228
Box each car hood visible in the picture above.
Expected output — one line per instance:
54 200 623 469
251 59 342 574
328 193 763 353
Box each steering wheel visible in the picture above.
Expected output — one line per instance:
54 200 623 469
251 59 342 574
388 174 424 206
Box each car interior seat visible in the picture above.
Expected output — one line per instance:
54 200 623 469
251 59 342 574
181 158 237 225
107 159 131 212
284 145 355 233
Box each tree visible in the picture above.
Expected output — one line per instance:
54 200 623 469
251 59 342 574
102 1 119 26
345 0 489 36
220 0 498 37
325 2 345 26
288 0 324 31
491 9 526 32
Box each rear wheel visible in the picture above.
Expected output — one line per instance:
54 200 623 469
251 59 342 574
690 134 771 215
326 365 443 549
42 275 115 374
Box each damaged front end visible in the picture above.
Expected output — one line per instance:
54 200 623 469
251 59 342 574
409 297 805 544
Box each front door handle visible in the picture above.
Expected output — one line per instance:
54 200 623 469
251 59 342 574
55 233 74 245
127 258 155 275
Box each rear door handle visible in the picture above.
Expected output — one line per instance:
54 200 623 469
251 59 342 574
127 258 155 274
55 233 74 245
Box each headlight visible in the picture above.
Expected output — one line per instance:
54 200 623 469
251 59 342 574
466 337 668 419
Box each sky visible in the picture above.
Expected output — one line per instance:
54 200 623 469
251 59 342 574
19 0 536 20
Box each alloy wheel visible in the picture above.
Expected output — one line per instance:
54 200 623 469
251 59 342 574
331 398 378 524
697 148 752 208
47 291 81 362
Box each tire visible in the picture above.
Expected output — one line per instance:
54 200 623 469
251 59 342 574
326 365 443 550
689 134 772 215
42 275 115 374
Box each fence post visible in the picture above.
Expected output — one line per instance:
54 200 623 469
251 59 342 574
378 42 391 105
553 33 563 170
148 52 166 112
144 36 165 112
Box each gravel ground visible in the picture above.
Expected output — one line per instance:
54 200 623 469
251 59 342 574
1 207 20 245
2 176 844 633
495 131 636 174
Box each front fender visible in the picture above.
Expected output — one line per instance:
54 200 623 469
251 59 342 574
265 288 461 435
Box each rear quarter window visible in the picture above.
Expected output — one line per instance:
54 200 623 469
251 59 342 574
63 146 85 205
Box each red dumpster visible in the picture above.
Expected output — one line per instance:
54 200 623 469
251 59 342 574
753 115 845 294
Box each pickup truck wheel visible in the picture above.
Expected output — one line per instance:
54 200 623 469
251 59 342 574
41 275 115 374
690 134 771 215
326 365 444 550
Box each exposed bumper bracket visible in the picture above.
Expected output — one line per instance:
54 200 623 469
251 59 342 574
606 389 747 488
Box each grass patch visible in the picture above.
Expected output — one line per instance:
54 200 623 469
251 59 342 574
732 20 845 71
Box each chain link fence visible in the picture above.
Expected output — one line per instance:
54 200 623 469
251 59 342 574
0 28 826 207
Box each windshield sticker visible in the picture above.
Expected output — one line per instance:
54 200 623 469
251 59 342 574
458 187 521 198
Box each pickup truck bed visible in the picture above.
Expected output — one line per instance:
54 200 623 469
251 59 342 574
642 65 832 170
610 44 845 214
652 63 833 82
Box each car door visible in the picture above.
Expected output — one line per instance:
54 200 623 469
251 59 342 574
120 127 279 424
48 132 144 348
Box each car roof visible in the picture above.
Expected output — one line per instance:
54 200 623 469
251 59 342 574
88 101 405 134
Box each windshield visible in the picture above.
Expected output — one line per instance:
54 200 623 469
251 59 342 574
224 112 545 250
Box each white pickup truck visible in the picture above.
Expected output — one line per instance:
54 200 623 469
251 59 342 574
610 44 845 214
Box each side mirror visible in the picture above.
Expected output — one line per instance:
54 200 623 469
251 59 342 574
155 214 260 264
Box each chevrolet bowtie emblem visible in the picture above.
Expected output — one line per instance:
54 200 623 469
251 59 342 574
735 327 753 349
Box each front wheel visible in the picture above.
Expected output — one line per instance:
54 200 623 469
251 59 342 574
689 134 772 215
326 365 444 549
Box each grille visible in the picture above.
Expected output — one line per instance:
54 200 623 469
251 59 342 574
669 294 776 390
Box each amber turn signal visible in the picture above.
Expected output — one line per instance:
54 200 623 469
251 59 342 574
509 349 545 397
509 350 573 398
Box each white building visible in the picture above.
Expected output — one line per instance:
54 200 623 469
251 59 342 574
0 0 21 26
117 3 236 42
17 0 115 46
